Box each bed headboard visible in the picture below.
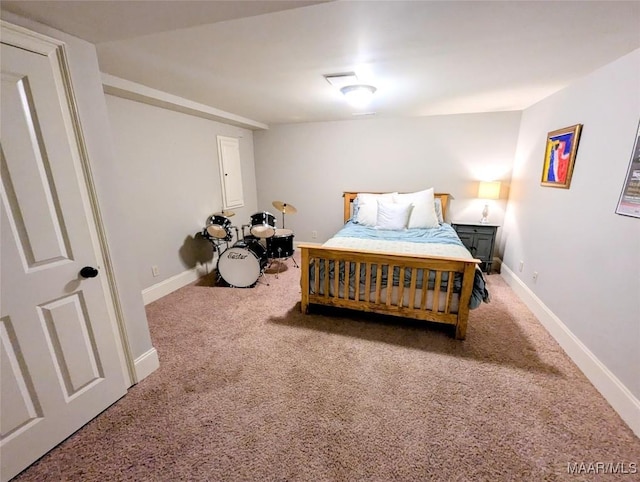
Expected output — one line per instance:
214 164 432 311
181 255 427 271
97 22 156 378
343 191 451 224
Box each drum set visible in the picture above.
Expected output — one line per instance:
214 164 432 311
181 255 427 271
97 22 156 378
201 201 298 288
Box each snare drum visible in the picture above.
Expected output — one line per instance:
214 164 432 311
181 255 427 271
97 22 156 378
249 211 277 238
205 214 233 241
217 239 268 288
266 229 295 259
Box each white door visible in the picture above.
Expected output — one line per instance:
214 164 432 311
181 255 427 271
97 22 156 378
1 27 127 481
217 135 244 209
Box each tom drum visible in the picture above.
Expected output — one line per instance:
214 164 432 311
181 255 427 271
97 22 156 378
266 229 295 259
205 214 233 241
249 211 276 238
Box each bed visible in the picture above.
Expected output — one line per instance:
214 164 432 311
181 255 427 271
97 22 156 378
299 191 489 339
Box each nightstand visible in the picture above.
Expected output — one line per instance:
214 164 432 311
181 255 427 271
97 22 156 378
451 221 499 274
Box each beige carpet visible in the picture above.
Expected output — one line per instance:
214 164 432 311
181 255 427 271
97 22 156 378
14 256 639 481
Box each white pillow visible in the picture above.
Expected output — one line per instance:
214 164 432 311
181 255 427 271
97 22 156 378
393 188 440 228
376 200 413 230
355 192 396 226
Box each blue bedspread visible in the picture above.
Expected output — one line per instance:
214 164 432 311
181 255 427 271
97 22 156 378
335 221 466 246
310 222 490 309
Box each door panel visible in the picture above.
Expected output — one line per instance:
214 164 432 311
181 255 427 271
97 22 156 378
39 293 104 398
0 316 42 438
1 32 127 482
2 70 72 268
217 135 244 209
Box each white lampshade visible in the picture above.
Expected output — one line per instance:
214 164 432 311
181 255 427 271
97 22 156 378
340 84 376 108
478 181 501 200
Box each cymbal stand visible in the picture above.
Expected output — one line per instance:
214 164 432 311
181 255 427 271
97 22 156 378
241 224 250 240
214 239 227 257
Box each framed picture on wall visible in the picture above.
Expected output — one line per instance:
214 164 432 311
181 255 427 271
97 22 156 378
540 124 583 188
615 120 640 218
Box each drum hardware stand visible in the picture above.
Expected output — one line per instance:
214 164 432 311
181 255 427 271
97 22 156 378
201 229 227 256
275 246 299 269
268 246 299 279
256 270 270 286
210 239 228 260
240 224 250 240
269 200 299 278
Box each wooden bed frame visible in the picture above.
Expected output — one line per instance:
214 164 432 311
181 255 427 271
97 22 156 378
299 192 480 339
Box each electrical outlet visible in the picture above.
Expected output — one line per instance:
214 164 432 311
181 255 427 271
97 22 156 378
532 271 538 283
311 230 318 239
519 260 524 272
152 265 159 277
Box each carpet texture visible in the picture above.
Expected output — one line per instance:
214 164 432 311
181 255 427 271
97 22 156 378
14 256 639 481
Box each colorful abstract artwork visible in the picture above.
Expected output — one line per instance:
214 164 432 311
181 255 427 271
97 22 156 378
541 124 582 188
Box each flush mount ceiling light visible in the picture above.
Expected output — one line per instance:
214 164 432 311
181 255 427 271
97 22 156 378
324 72 377 108
340 84 377 108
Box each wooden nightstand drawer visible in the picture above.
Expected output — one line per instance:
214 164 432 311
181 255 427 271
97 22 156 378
453 224 496 235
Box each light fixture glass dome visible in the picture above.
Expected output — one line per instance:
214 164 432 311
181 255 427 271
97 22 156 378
340 84 377 108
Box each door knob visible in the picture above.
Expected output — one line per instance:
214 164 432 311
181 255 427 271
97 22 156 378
79 266 99 279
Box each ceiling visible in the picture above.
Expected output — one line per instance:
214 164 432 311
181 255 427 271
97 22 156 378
3 1 640 127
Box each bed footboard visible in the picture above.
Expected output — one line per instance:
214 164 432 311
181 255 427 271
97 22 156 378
299 244 479 339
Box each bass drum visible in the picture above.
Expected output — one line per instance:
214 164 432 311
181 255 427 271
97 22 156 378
217 240 268 288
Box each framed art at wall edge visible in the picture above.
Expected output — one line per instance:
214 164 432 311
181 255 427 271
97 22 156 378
615 119 640 218
540 124 582 189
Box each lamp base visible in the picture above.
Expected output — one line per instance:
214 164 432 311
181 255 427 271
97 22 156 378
480 203 489 224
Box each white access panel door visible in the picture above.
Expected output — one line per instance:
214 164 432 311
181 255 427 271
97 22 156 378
1 32 127 481
217 135 244 209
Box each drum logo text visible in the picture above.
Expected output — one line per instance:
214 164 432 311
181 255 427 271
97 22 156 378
228 252 248 260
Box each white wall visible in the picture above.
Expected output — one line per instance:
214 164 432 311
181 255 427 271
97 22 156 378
104 95 258 290
254 112 521 253
502 49 640 399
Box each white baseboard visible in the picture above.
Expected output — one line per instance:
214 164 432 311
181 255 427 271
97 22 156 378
142 262 214 305
133 347 159 382
501 264 640 437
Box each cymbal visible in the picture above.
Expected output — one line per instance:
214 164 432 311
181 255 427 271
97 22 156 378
272 201 297 214
212 210 235 217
